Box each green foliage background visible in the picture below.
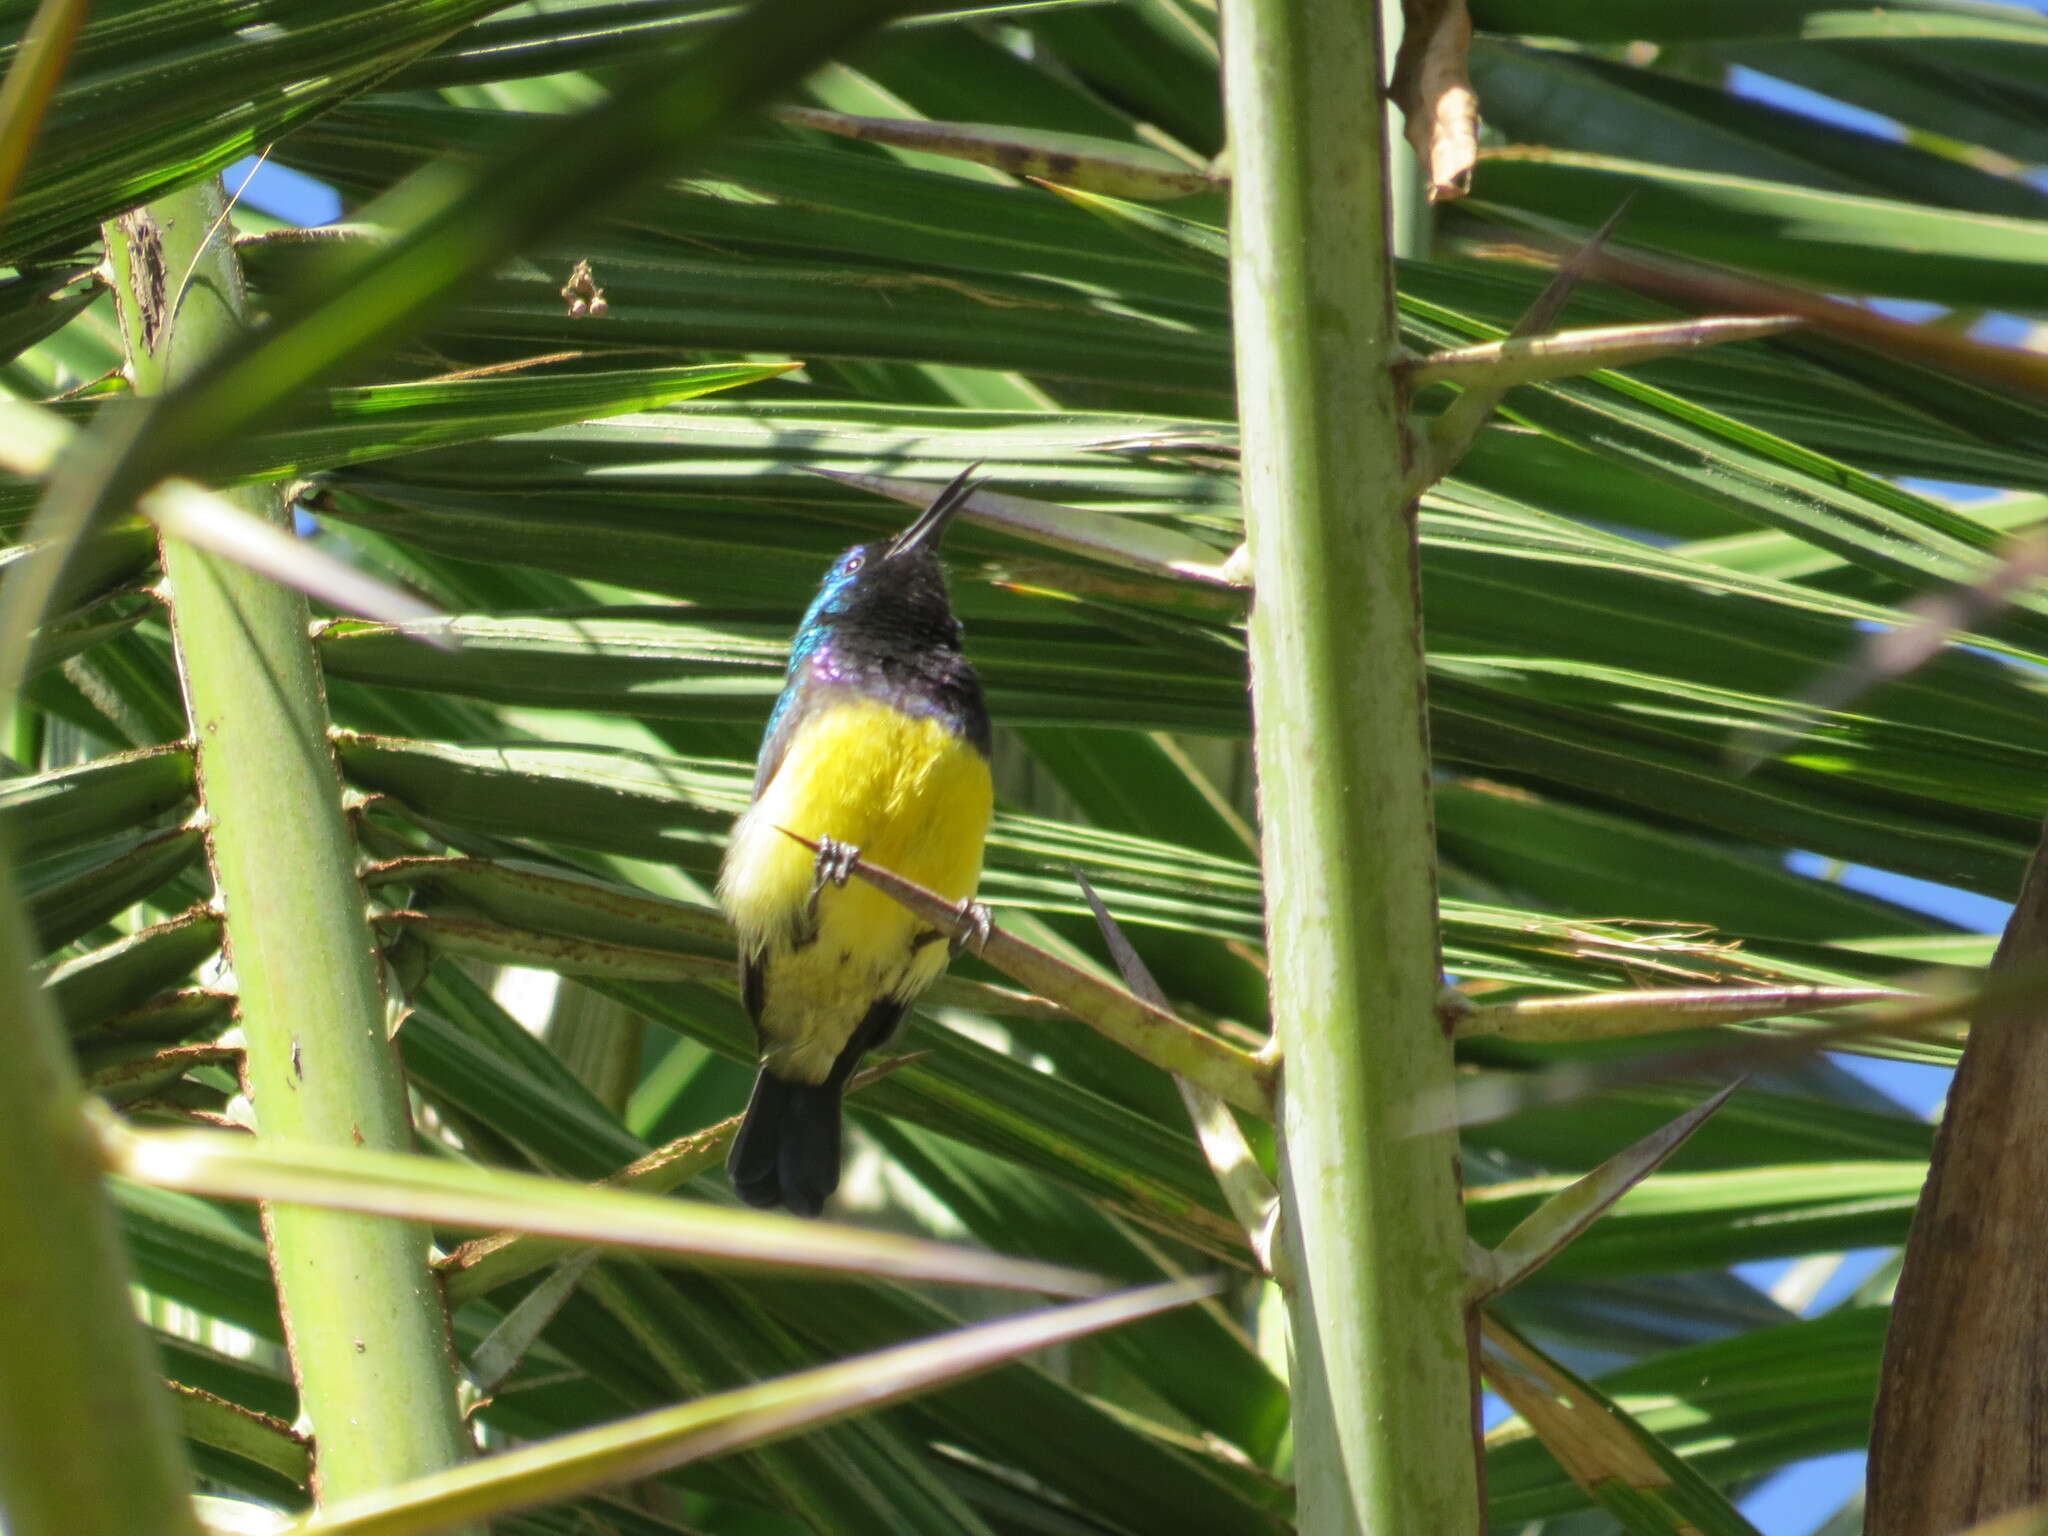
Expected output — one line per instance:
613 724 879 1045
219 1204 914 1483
9 1 2048 1532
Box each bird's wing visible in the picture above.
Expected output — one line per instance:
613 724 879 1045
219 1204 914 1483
751 678 811 799
740 946 767 1029
825 994 911 1087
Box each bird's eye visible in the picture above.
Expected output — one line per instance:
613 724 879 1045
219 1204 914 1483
844 554 865 573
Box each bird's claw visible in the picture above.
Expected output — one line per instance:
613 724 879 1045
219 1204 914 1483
805 838 860 926
950 900 993 958
812 836 861 890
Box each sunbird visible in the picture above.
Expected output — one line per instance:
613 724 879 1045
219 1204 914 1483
718 466 994 1215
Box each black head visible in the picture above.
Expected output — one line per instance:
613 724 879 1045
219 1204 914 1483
795 464 980 647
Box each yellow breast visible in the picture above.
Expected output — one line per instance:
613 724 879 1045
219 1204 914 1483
718 696 994 1080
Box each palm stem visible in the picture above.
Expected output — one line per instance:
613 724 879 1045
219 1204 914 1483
1220 0 1481 1526
103 179 478 1518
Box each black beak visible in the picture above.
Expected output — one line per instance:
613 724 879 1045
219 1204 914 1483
887 462 983 559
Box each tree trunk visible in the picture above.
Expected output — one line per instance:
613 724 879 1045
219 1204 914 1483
1867 815 2048 1533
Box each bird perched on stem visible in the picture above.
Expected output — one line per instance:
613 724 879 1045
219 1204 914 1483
718 465 994 1215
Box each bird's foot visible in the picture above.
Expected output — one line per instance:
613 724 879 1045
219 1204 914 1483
813 836 861 889
950 900 994 958
805 837 862 926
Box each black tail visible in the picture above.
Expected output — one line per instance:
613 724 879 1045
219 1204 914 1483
727 1071 845 1217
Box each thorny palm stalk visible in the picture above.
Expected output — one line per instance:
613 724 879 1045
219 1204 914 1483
1222 0 1481 1528
104 180 478 1518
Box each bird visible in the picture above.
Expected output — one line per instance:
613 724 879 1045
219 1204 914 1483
717 465 994 1216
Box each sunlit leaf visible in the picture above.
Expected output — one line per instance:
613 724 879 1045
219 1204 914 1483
287 1278 1220 1536
104 1116 1106 1295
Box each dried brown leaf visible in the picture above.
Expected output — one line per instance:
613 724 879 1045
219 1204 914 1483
1391 0 1479 202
